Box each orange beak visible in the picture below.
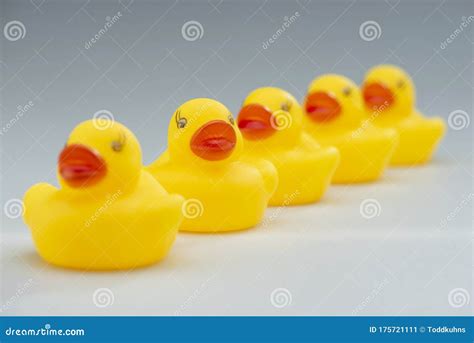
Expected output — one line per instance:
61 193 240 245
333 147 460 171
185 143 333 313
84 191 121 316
58 144 107 188
237 104 276 140
362 82 394 110
305 91 341 123
190 120 237 161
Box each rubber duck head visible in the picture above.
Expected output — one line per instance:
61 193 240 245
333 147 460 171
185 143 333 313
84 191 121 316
304 74 364 130
58 119 142 195
362 64 415 119
237 87 302 148
167 98 242 165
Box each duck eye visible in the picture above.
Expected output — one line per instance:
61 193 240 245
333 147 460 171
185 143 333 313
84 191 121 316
177 118 187 129
175 110 187 129
111 131 126 152
342 87 352 96
111 141 123 152
228 114 235 125
281 101 292 112
397 80 405 89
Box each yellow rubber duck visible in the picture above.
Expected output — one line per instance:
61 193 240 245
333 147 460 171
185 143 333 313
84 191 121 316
23 119 184 270
237 87 340 205
362 64 446 165
303 74 399 184
147 98 278 233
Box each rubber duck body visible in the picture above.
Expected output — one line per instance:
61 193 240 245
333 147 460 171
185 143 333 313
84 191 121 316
362 64 445 165
23 120 184 270
303 74 399 183
147 98 277 233
237 87 339 206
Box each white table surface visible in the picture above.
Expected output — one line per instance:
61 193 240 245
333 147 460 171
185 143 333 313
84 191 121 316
1 159 472 316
